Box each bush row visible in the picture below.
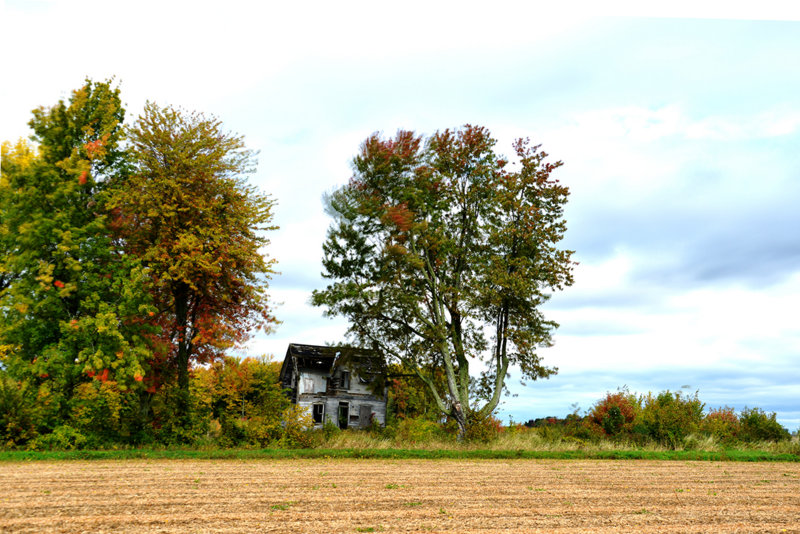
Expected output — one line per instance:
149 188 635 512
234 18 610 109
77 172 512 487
0 357 314 450
523 389 791 448
1 366 793 451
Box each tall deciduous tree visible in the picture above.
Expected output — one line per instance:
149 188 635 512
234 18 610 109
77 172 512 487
312 126 574 437
113 102 278 418
0 80 152 422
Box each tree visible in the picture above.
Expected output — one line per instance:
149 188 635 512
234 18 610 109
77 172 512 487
0 80 152 427
312 126 574 437
112 102 278 420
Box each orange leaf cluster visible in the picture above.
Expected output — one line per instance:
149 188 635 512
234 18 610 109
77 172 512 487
84 134 109 160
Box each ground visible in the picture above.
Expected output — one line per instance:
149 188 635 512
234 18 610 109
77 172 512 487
1 459 798 533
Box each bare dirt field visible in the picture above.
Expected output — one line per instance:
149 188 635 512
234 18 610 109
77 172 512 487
1 458 798 533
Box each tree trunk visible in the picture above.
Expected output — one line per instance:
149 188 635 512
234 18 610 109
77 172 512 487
452 401 467 440
173 281 191 418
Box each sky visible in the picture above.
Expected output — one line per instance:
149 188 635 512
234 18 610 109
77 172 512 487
2 1 799 430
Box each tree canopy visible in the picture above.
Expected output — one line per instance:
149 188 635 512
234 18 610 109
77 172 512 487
1 81 279 444
0 80 152 425
112 102 278 417
312 125 574 436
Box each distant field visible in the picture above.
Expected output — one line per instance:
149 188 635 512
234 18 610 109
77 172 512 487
1 459 798 533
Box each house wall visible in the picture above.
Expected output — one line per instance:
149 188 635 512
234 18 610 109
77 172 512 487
296 369 386 429
297 369 328 395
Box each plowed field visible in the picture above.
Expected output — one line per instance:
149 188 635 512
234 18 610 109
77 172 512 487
1 459 798 533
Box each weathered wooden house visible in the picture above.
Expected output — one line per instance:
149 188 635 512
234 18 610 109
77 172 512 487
279 343 387 429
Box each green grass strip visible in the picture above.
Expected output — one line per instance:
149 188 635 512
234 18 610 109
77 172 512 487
0 448 797 462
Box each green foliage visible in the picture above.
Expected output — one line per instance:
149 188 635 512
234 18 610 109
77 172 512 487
0 79 152 423
313 126 574 437
0 373 37 446
637 391 705 449
193 356 291 446
280 405 315 448
394 416 451 443
148 384 212 445
28 425 87 451
322 420 342 440
739 407 790 443
464 413 502 443
67 380 151 446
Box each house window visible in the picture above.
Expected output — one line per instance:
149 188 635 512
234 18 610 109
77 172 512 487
340 371 350 390
312 403 324 424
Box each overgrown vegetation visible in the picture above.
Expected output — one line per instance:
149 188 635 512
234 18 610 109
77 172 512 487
2 361 795 454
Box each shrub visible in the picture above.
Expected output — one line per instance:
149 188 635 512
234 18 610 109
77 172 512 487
637 390 704 449
564 418 605 442
534 421 567 443
464 414 502 443
28 425 87 451
700 406 740 443
322 420 342 440
589 391 639 437
0 374 37 447
217 414 248 447
69 381 142 446
739 407 790 443
149 387 212 445
280 405 315 448
242 415 284 446
395 416 448 443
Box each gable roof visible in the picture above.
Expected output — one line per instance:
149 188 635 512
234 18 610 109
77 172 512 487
279 343 385 384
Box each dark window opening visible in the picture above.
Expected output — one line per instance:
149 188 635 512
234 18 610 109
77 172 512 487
338 402 349 430
312 404 324 424
340 371 350 390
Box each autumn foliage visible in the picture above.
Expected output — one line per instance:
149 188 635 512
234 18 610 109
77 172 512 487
1 80 279 447
314 126 575 438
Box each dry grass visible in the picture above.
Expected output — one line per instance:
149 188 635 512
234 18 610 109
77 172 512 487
1 459 798 533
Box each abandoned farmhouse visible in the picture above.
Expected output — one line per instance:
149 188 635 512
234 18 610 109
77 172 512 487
279 343 387 429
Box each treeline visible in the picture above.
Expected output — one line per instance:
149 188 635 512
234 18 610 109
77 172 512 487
1 79 276 447
1 352 795 450
0 356 314 449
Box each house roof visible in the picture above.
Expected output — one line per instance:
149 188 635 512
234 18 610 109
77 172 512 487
279 343 385 383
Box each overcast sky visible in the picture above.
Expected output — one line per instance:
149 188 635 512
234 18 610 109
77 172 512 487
3 1 798 429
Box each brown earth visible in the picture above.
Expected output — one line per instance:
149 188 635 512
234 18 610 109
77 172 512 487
1 459 798 533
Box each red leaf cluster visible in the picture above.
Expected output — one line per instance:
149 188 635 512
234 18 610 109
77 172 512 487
385 203 413 232
78 171 88 185
54 280 65 288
